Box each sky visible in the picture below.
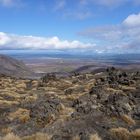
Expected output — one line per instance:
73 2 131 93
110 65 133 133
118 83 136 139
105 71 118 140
0 0 140 54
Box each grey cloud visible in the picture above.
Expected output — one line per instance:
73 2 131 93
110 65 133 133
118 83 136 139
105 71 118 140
78 13 140 53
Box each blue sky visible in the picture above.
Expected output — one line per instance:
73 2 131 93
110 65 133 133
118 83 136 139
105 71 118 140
0 0 140 53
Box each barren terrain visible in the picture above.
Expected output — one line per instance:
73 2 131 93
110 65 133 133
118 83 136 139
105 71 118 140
24 57 140 76
0 67 140 140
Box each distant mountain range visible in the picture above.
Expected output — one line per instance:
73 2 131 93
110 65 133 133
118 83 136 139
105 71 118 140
0 53 140 78
0 54 34 78
1 50 140 60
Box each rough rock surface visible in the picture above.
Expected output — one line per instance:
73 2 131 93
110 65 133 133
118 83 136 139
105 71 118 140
0 67 140 140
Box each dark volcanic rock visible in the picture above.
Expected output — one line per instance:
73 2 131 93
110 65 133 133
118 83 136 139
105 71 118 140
65 85 85 95
0 67 140 140
41 73 57 83
89 85 109 102
30 96 61 126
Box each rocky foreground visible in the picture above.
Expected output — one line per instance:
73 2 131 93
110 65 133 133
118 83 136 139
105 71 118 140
0 67 140 140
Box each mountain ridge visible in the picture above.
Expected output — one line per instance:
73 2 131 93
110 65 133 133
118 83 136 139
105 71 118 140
0 54 34 78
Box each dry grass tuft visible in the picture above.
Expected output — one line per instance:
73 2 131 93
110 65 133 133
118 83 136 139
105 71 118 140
109 128 140 140
22 133 51 140
0 133 51 140
1 133 21 140
1 127 12 135
59 104 75 121
130 129 140 140
57 103 65 111
15 83 27 89
90 133 102 140
121 86 136 91
0 100 19 108
72 135 80 140
0 91 20 99
109 127 130 140
8 108 30 123
22 95 37 105
65 93 85 101
121 114 136 125
106 88 123 94
31 80 39 88
72 134 102 140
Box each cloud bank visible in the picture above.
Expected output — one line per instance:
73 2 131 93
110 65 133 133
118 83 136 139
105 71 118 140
0 32 95 50
79 13 140 53
0 13 140 53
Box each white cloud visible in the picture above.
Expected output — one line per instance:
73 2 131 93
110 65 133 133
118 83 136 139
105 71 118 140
123 13 140 27
0 32 11 45
0 32 95 50
79 13 140 53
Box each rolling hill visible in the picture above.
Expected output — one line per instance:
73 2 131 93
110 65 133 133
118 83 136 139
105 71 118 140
0 54 34 78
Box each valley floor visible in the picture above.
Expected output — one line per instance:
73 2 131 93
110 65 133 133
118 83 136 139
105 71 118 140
24 58 140 74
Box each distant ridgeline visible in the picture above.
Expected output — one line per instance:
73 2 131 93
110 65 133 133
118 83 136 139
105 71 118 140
0 54 34 78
